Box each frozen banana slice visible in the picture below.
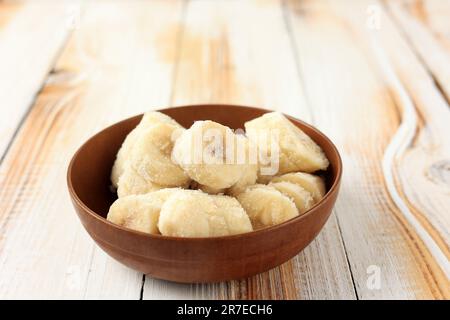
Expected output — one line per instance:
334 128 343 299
270 172 326 202
111 129 140 189
117 165 164 198
129 122 190 187
227 135 258 196
111 111 183 188
107 188 182 234
269 181 314 214
236 184 298 229
140 111 182 128
245 112 329 174
227 165 258 196
172 121 248 189
158 190 253 237
150 187 184 203
212 195 254 235
107 194 162 234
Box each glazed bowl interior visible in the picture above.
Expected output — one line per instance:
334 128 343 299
69 104 341 234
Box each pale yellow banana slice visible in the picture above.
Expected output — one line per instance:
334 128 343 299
227 165 258 196
269 181 314 214
172 121 248 189
111 111 183 188
150 187 185 203
107 194 162 234
140 111 182 128
117 165 164 198
245 112 329 174
236 184 298 230
227 135 258 196
107 188 182 234
111 129 140 189
158 190 253 237
129 122 190 187
270 172 326 202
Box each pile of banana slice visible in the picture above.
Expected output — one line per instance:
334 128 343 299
107 111 329 237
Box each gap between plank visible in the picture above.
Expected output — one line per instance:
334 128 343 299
139 274 145 300
334 214 360 299
82 246 97 299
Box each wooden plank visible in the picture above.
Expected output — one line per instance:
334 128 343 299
0 1 20 29
0 2 71 159
0 0 184 299
383 1 450 253
375 0 450 275
285 0 449 299
143 0 356 300
385 0 450 103
355 0 450 288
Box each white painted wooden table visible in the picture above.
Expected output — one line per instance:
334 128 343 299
0 0 449 299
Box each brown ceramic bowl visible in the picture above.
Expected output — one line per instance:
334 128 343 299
67 104 342 283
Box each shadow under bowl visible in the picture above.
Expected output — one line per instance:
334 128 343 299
67 104 342 283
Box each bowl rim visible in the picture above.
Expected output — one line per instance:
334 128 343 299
67 104 342 242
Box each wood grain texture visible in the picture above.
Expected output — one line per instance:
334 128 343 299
285 0 449 299
385 0 450 103
0 0 448 300
383 1 450 254
143 0 356 300
0 2 71 159
0 0 183 299
374 0 450 285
